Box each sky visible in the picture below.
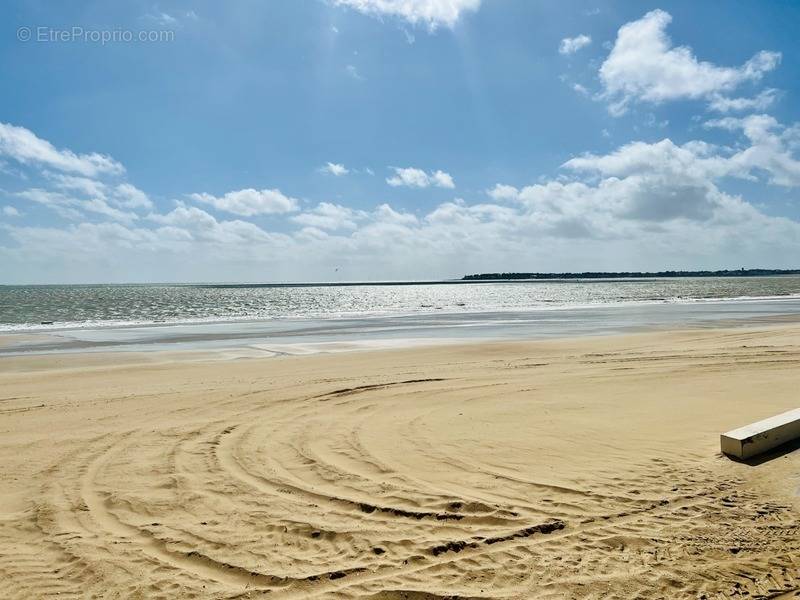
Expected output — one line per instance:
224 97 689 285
1 0 800 283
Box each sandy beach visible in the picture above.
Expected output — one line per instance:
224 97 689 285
0 324 799 599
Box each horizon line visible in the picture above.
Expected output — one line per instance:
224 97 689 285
3 268 800 287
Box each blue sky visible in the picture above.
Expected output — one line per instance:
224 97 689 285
1 0 799 283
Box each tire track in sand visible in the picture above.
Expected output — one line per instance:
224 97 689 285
78 433 369 594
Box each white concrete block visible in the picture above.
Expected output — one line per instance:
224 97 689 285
721 408 800 460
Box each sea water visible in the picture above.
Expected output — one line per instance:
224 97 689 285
2 278 800 354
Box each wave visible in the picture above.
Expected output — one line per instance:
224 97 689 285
3 292 800 333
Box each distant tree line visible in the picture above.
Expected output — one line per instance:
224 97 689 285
462 269 800 280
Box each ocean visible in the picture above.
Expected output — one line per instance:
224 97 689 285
2 277 800 354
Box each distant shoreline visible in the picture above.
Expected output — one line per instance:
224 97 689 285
462 269 800 281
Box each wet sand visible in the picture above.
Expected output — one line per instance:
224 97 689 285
0 325 799 598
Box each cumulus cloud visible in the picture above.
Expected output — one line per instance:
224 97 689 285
148 204 217 229
426 198 517 226
559 34 591 55
708 89 779 113
320 162 349 176
292 202 366 230
0 124 155 227
431 170 455 188
386 167 455 188
563 138 728 182
332 0 481 30
556 164 727 224
47 175 154 211
0 122 124 177
373 203 418 225
190 188 299 216
2 205 20 217
2 217 289 283
599 10 780 115
114 183 153 209
17 188 138 223
6 158 800 281
704 114 800 187
47 174 106 197
148 204 286 245
565 115 800 191
456 124 800 253
4 119 800 282
486 183 520 201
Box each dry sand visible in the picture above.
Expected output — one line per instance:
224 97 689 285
0 325 799 599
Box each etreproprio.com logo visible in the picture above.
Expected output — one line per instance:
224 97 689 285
17 26 175 45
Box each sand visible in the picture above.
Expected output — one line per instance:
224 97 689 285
0 325 799 599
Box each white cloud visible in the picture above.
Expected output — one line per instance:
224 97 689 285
45 174 154 213
148 203 216 228
47 174 107 197
559 34 591 55
292 202 366 230
14 189 81 220
704 114 800 187
431 169 455 188
572 83 589 96
47 175 153 210
6 154 800 281
81 197 140 223
332 0 481 30
487 183 520 201
8 223 160 258
190 188 299 216
2 205 20 217
17 188 138 223
373 203 418 225
4 120 800 282
144 9 197 27
643 113 669 129
599 10 780 115
388 167 428 187
386 166 455 188
2 216 291 283
147 10 177 26
566 116 800 191
114 183 153 210
563 139 741 201
320 162 349 176
426 198 517 226
148 204 284 245
346 64 364 80
0 122 124 177
708 88 779 113
556 162 730 224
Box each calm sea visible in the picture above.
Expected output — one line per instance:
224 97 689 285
3 277 800 331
